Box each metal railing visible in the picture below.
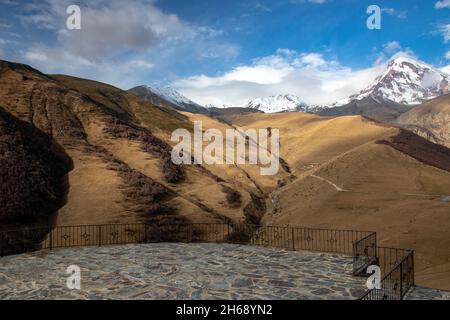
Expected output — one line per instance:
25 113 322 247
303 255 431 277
0 222 373 256
0 222 415 300
352 232 377 276
360 247 415 300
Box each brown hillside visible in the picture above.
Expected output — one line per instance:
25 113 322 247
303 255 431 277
230 112 450 290
0 60 271 229
396 94 450 148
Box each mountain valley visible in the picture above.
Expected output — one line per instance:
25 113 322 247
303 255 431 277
0 59 450 290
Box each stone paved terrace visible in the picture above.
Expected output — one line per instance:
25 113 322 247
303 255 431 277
0 243 368 300
1 243 448 300
404 286 450 300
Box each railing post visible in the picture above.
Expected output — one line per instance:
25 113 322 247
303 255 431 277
49 227 53 250
0 232 4 257
399 261 403 299
98 225 102 246
291 227 295 251
144 224 148 243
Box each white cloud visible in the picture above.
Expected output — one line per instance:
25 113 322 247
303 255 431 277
19 0 197 61
289 0 327 4
383 41 402 53
435 0 450 9
299 53 327 67
0 40 4 58
373 42 416 66
171 49 387 106
442 66 450 75
198 43 240 60
443 52 450 74
22 44 154 88
254 3 272 12
440 24 450 42
382 7 407 19
18 0 239 89
0 38 16 58
0 0 18 5
24 50 49 62
20 0 231 62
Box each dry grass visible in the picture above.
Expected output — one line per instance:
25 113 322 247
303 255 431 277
51 74 190 133
103 117 185 183
226 111 450 290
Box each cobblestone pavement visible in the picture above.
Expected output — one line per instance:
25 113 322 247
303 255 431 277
0 243 369 300
405 286 450 300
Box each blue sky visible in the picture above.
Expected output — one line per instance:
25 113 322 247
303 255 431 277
0 0 449 105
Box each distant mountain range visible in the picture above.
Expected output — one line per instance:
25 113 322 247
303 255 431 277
196 56 450 120
126 56 450 147
242 94 324 113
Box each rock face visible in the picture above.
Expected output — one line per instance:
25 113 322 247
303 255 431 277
396 94 450 148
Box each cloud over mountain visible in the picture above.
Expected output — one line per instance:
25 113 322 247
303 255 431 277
18 0 235 88
171 49 388 107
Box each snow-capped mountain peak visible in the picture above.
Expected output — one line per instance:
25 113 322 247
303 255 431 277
144 86 199 107
334 56 450 107
128 85 207 113
244 94 323 113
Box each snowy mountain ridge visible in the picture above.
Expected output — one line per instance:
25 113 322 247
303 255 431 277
333 56 450 107
143 86 202 109
243 94 325 113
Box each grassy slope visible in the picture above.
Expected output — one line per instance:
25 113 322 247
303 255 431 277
227 111 450 290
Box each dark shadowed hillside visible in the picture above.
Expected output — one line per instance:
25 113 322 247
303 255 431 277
0 107 72 227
